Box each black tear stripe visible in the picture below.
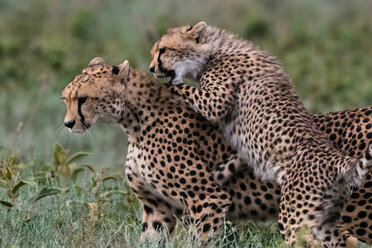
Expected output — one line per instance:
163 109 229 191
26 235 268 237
77 100 85 123
157 48 175 78
157 49 165 72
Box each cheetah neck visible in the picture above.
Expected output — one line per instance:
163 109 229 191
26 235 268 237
203 26 256 57
201 26 293 89
116 69 174 143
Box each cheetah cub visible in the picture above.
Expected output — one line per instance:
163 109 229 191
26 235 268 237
149 21 372 247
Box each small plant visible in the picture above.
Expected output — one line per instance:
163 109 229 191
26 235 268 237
72 165 124 199
53 143 90 183
0 153 62 212
0 154 30 208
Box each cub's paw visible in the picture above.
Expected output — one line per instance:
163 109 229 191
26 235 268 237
171 75 184 86
212 160 241 185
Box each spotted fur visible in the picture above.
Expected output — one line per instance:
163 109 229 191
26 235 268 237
149 22 372 247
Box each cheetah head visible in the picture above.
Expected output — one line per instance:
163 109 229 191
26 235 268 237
62 57 129 134
149 21 210 85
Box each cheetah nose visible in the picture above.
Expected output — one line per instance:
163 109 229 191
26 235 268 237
64 120 75 129
149 66 155 73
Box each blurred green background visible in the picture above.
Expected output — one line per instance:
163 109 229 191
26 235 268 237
1 0 371 168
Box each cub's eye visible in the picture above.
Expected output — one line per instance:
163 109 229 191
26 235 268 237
159 47 166 54
78 96 88 104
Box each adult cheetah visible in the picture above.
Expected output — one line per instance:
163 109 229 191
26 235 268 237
63 58 372 247
149 22 372 247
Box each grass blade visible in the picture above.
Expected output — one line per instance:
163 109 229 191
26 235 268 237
29 187 61 204
0 200 13 208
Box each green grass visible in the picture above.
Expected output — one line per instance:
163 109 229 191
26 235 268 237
1 153 370 247
1 0 372 247
0 153 283 247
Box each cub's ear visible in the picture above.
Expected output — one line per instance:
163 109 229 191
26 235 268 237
88 57 105 67
112 60 130 77
187 21 207 43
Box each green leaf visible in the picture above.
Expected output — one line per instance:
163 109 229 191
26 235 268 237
8 154 18 166
0 200 13 208
71 168 85 182
100 190 128 198
0 170 6 180
64 152 90 166
53 143 63 165
81 164 95 173
29 187 61 204
5 167 12 180
12 180 29 194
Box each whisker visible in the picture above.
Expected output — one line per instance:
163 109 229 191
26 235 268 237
56 125 66 143
82 122 93 141
62 127 69 144
86 128 93 140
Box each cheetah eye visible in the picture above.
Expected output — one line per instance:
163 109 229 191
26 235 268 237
159 47 166 54
78 96 88 104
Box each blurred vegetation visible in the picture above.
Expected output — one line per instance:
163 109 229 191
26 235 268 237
0 0 371 246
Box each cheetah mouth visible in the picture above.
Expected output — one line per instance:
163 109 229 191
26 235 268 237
156 69 175 84
68 122 91 134
70 129 86 134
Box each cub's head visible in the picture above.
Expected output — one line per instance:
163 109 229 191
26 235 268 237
62 57 129 134
149 21 210 85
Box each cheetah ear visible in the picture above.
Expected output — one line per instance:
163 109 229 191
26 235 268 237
187 21 207 43
113 60 130 77
88 57 105 67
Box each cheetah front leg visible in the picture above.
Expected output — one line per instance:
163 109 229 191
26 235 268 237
185 183 231 245
316 223 358 248
169 78 237 122
139 197 179 243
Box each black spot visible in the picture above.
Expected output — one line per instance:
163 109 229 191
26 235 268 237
345 205 355 212
112 66 120 75
202 223 211 233
356 229 366 236
357 211 367 218
342 215 352 223
264 194 273 200
144 205 153 214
